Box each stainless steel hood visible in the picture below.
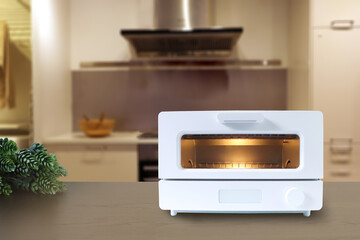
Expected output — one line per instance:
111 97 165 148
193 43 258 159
120 0 243 58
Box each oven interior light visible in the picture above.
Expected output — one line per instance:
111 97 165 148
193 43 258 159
181 134 300 169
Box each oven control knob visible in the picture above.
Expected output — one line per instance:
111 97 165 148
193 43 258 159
285 187 305 207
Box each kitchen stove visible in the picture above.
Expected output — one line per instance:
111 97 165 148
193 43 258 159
138 131 158 139
138 131 159 182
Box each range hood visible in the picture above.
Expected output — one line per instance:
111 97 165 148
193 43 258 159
121 0 243 58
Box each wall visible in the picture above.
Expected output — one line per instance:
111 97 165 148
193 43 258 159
72 69 287 132
214 0 289 65
287 0 310 110
32 0 72 141
0 0 31 124
69 0 145 69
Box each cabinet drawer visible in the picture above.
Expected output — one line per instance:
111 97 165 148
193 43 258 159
47 144 138 182
324 143 360 181
313 0 360 27
324 168 359 182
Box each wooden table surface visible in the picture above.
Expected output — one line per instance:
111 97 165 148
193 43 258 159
0 182 359 240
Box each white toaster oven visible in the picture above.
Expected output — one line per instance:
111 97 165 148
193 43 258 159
158 111 323 217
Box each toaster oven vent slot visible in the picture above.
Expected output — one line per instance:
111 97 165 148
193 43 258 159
182 134 298 140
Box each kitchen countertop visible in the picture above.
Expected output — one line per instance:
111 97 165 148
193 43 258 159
0 182 359 240
44 131 158 145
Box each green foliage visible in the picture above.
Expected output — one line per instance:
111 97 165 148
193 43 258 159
0 177 12 195
0 138 67 196
16 149 39 170
0 155 15 172
35 152 53 168
0 138 19 154
29 143 47 154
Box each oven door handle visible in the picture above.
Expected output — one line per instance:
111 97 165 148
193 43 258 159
217 113 264 124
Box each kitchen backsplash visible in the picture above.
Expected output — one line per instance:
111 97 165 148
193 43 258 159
72 69 286 132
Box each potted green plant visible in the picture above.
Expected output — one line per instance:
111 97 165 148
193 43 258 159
0 138 67 195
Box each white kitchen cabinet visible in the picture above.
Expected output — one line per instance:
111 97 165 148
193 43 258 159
46 144 138 182
310 0 360 182
312 28 360 143
312 0 360 27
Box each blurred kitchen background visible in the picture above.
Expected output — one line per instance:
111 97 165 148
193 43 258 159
0 0 358 182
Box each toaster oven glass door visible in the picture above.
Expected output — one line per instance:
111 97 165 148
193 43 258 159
181 134 299 169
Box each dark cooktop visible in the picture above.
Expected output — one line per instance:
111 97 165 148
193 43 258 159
138 132 158 139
